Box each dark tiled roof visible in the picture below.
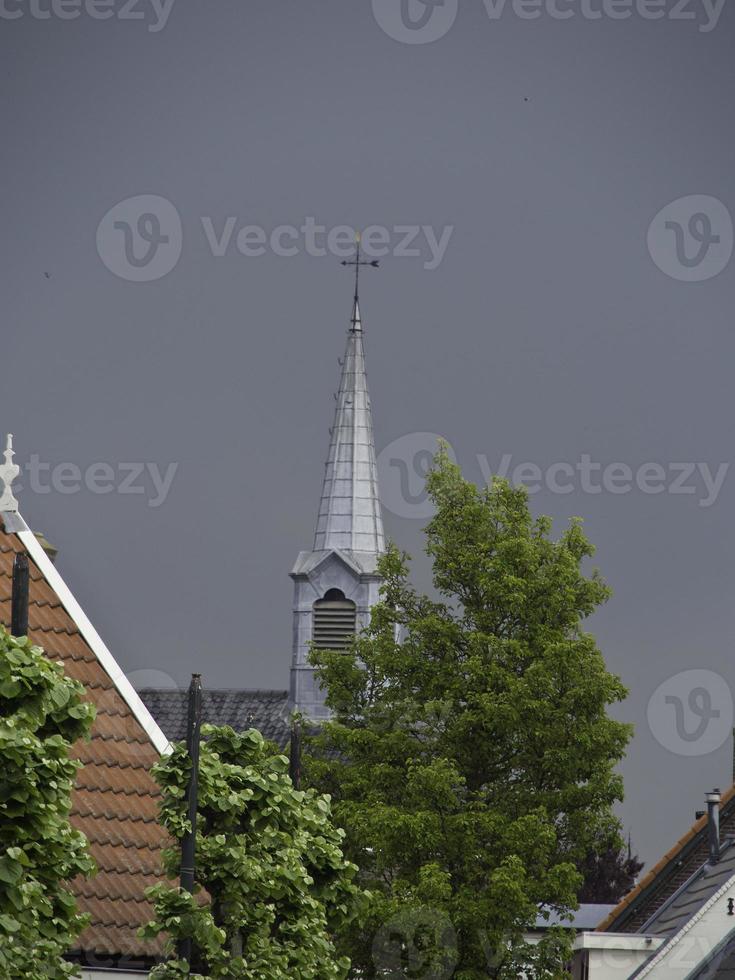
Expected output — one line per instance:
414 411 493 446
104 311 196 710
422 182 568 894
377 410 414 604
0 522 169 966
690 936 735 978
640 840 735 939
139 688 291 748
599 785 735 933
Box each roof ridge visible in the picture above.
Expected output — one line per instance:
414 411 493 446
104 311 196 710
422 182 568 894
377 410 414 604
138 687 289 696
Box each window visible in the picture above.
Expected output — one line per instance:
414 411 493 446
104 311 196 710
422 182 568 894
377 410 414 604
313 589 357 651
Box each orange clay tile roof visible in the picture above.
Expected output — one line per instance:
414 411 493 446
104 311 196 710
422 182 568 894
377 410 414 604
597 783 735 933
0 521 171 967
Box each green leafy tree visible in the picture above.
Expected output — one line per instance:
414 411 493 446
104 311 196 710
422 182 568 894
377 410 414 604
142 725 370 979
308 449 632 979
577 836 643 905
0 626 96 979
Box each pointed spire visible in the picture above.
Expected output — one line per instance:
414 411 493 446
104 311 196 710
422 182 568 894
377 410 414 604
351 296 362 332
313 285 384 555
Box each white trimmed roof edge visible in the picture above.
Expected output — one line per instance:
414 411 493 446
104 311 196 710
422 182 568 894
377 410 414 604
16 520 172 757
631 867 735 978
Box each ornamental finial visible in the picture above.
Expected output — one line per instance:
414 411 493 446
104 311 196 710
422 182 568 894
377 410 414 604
0 434 20 513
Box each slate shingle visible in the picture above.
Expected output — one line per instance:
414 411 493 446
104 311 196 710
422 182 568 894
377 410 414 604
138 688 291 748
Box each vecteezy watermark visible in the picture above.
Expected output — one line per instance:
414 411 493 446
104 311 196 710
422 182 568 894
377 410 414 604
371 0 459 44
96 195 454 282
377 435 731 518
482 0 726 31
647 669 733 757
0 0 176 31
377 433 457 519
200 218 452 271
477 455 730 509
648 195 734 283
97 195 183 282
12 455 178 508
371 0 727 43
372 907 458 979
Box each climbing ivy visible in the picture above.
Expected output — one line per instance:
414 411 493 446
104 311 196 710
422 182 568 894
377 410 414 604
0 626 96 980
142 725 369 979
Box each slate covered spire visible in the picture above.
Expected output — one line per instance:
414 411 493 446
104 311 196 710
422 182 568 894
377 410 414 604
312 290 385 556
290 249 385 720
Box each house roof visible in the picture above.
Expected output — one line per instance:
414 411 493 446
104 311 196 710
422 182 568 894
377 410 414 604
0 515 172 967
598 784 735 934
639 839 735 939
139 688 291 748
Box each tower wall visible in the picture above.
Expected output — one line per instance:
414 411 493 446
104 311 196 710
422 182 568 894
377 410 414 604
290 551 381 720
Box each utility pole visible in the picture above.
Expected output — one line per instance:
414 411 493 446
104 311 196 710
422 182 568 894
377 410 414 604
11 553 29 637
289 718 302 790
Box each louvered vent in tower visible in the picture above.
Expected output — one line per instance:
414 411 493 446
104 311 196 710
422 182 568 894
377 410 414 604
313 589 357 651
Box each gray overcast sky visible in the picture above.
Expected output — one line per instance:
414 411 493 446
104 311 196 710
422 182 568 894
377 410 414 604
2 0 735 865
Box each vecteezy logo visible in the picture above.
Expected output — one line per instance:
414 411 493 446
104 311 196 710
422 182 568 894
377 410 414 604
647 195 733 282
647 669 733 757
372 907 458 980
371 0 458 44
96 195 183 282
377 433 456 519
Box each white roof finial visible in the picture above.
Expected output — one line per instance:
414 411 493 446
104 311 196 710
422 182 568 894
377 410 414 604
0 434 20 513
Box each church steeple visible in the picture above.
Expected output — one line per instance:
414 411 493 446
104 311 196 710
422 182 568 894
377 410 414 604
289 246 385 720
313 292 385 555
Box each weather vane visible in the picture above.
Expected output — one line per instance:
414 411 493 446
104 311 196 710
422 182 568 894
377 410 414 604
341 232 379 328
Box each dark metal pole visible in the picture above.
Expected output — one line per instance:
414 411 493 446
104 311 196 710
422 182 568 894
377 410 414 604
11 553 29 637
178 674 203 964
707 789 721 865
289 719 302 790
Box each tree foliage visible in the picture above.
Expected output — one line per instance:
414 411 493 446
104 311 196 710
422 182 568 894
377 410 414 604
577 838 643 905
308 449 632 979
0 626 96 979
142 725 369 979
